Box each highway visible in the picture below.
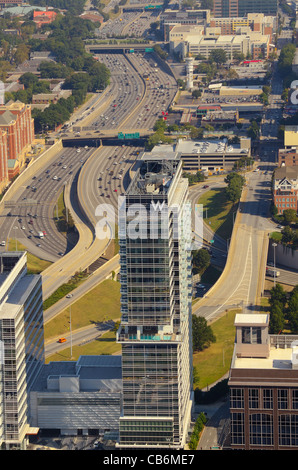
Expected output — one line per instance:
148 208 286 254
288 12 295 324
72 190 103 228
192 163 277 322
0 147 94 261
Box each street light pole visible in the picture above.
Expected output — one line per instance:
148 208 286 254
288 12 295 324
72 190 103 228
272 242 277 288
69 304 72 359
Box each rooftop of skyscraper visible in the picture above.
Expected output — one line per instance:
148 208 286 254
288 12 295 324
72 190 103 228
127 152 181 196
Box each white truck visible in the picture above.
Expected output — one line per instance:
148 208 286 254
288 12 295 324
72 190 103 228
38 231 44 239
266 269 280 278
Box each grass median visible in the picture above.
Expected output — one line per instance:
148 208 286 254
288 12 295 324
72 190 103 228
8 238 52 274
44 279 121 340
198 187 237 240
193 309 239 390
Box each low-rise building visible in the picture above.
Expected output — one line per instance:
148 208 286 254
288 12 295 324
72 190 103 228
29 355 122 437
201 109 239 126
229 313 298 450
33 9 57 28
273 166 298 215
278 148 298 167
284 125 298 149
140 137 251 174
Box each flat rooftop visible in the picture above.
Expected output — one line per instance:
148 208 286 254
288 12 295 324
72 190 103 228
233 346 296 371
176 139 248 155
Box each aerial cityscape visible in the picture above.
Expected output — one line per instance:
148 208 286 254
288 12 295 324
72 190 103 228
0 0 298 455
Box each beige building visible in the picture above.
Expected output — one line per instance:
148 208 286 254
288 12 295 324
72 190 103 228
284 126 298 148
171 31 271 60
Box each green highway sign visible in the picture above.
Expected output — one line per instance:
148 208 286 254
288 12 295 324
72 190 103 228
145 48 154 52
118 132 140 140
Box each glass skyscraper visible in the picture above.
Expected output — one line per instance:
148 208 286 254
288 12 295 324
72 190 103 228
116 153 193 449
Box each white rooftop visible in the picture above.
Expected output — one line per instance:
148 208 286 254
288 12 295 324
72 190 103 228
234 313 269 326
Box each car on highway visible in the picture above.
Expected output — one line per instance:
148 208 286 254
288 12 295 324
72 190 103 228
1 241 5 246
58 338 67 343
66 294 73 298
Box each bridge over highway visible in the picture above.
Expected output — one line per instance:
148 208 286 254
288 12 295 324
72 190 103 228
85 43 164 54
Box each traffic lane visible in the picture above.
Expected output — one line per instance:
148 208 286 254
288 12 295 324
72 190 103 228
0 148 93 258
44 320 115 358
265 266 298 286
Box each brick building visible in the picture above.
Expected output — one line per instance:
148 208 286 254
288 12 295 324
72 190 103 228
273 166 298 215
0 129 8 192
0 100 34 174
278 148 298 167
229 314 298 450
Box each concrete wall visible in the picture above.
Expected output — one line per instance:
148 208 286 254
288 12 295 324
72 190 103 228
268 240 298 271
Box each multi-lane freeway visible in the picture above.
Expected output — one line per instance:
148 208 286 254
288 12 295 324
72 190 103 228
0 147 93 261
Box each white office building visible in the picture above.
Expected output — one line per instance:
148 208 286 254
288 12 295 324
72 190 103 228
29 355 122 437
0 252 44 449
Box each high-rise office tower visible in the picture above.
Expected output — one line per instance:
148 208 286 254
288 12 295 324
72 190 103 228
0 252 44 449
116 153 193 449
213 0 278 17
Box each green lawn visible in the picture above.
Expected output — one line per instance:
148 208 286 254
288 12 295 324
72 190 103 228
198 188 237 240
8 238 52 274
44 279 121 340
270 231 283 242
193 309 240 390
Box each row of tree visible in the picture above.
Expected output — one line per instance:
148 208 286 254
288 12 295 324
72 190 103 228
269 284 298 334
224 172 245 204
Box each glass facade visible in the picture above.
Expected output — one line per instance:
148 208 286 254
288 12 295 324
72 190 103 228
117 157 193 448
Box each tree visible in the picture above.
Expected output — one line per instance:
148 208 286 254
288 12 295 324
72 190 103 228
224 172 245 203
192 248 210 274
269 284 287 309
247 120 260 141
192 315 216 352
209 49 227 65
287 290 298 333
192 89 202 99
269 302 285 334
283 209 297 225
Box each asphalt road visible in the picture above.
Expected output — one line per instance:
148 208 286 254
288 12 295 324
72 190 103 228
193 163 277 322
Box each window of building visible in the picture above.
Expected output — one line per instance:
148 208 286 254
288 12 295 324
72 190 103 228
292 390 298 409
263 389 273 409
230 412 244 445
278 389 288 410
279 415 298 447
242 326 261 344
249 414 273 446
249 388 259 409
230 388 244 409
